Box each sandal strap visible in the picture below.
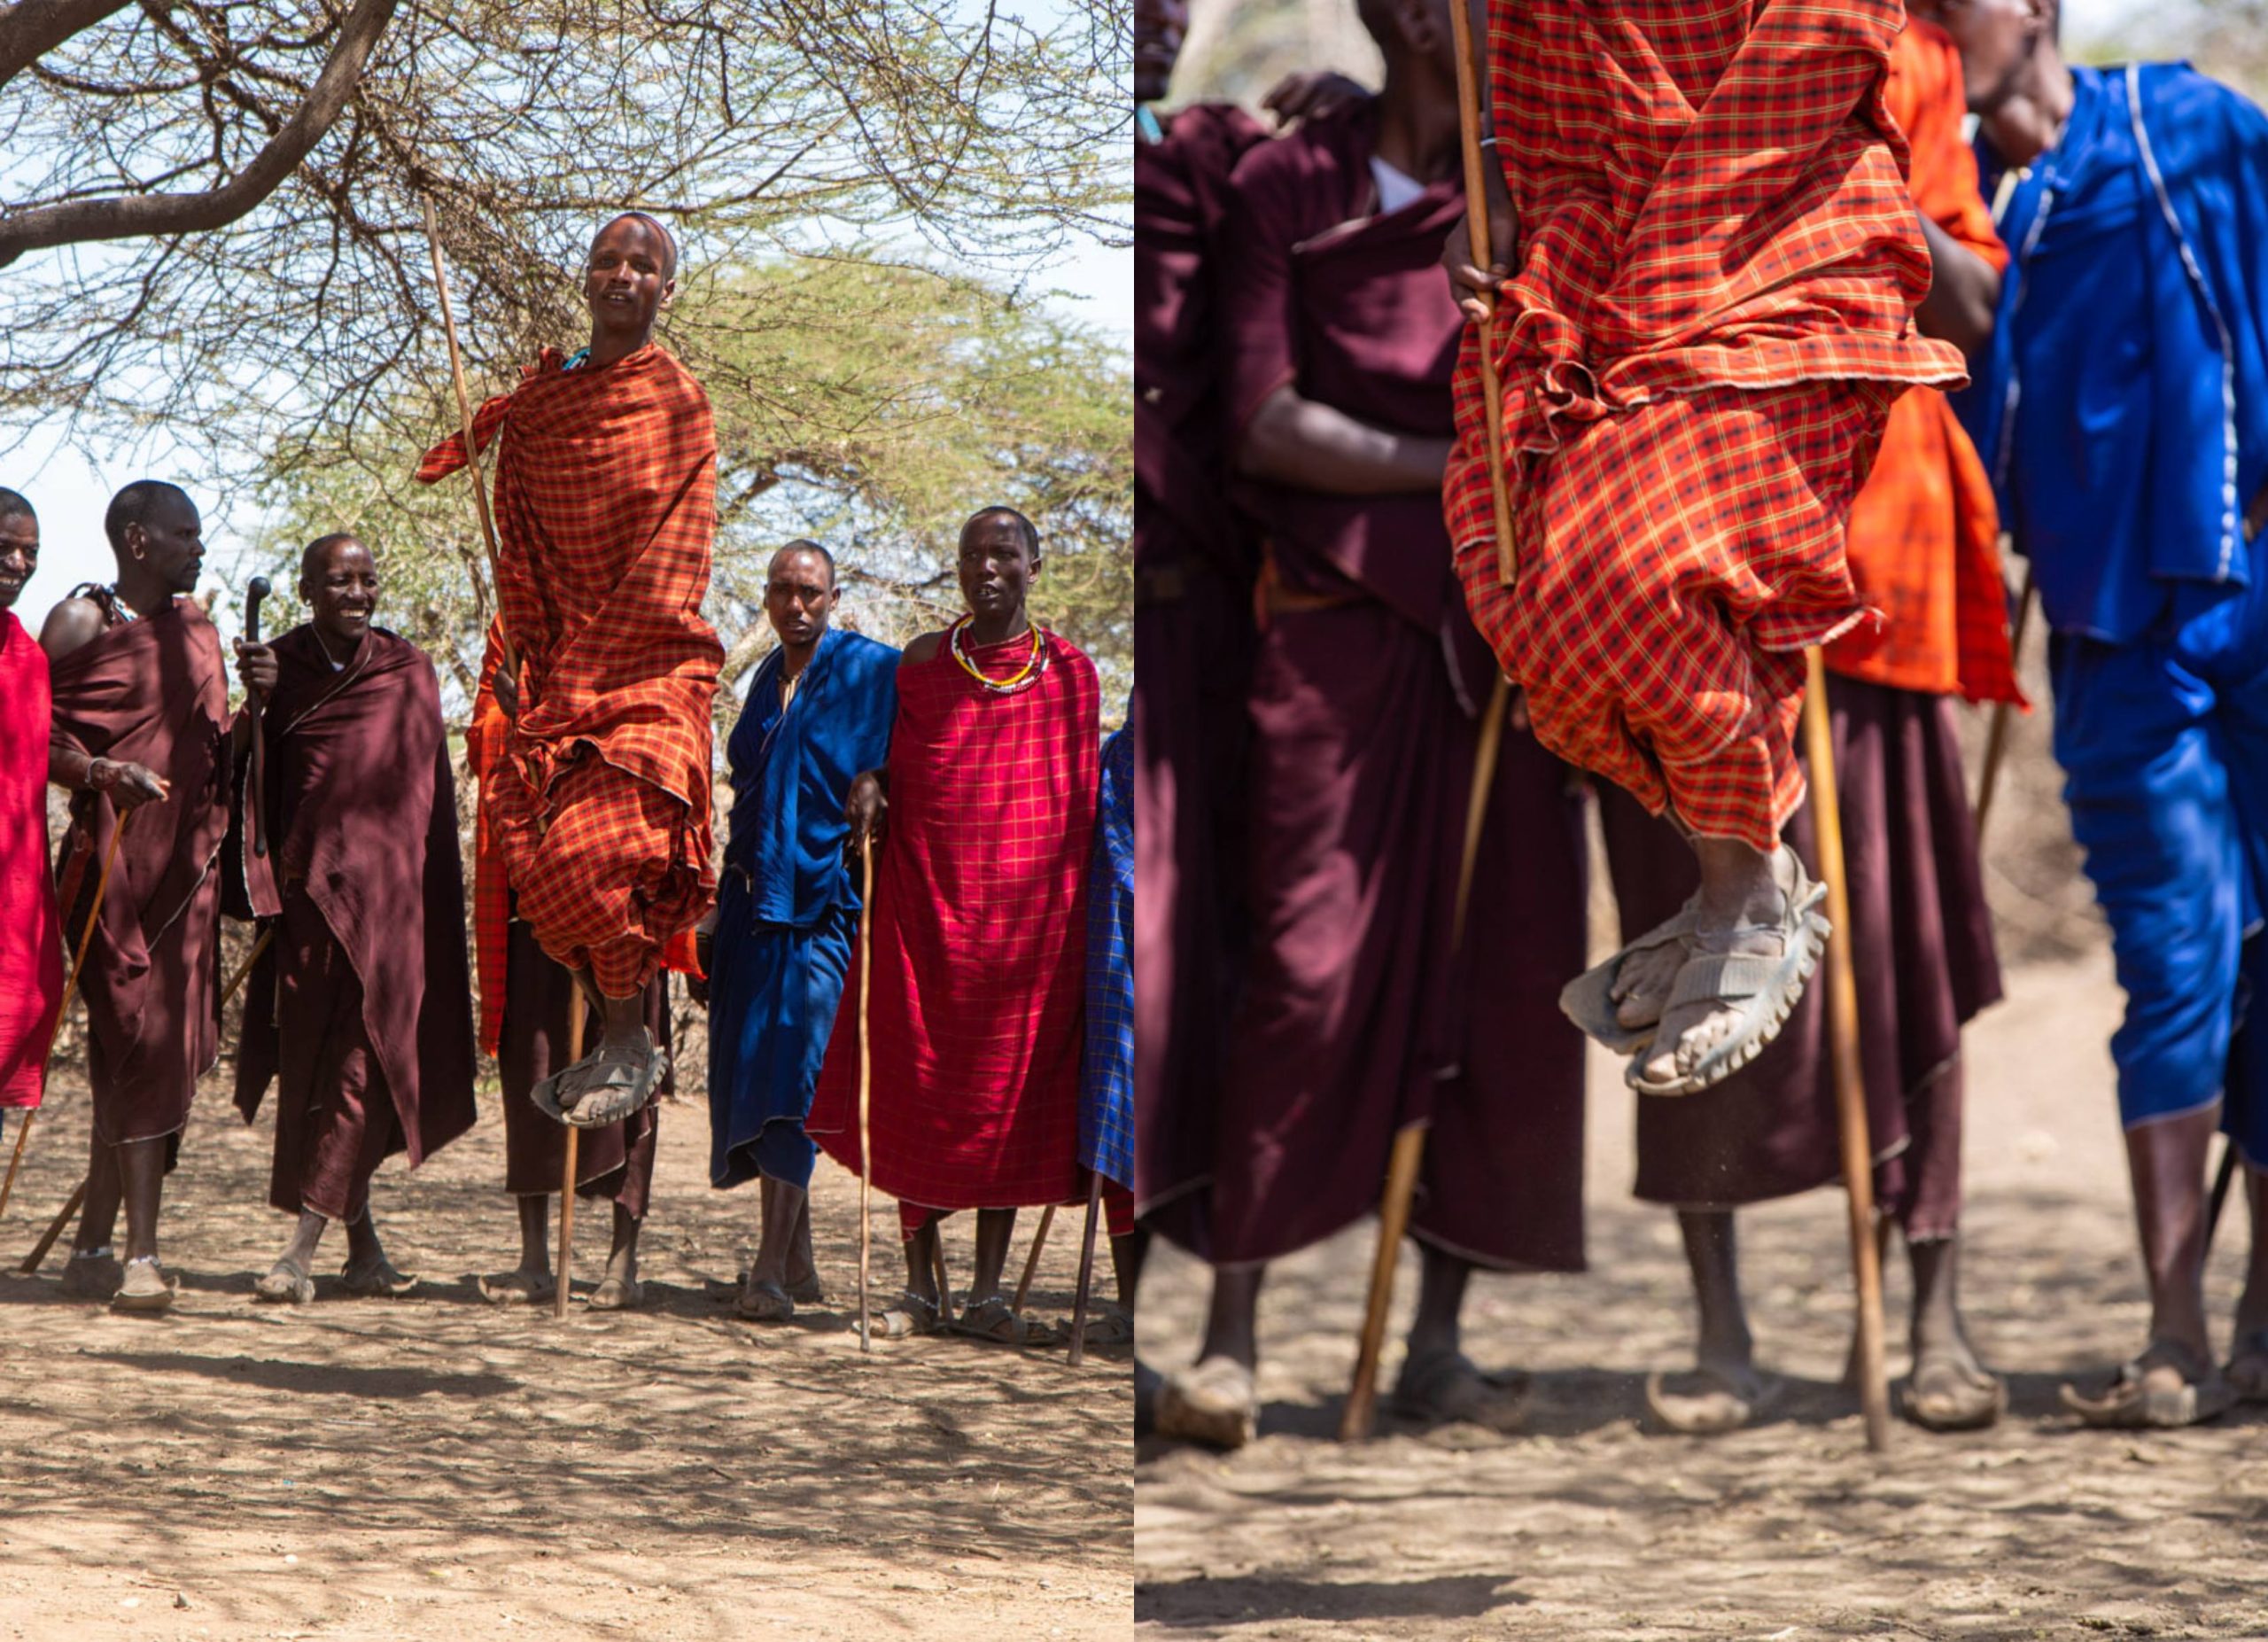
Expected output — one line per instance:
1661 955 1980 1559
1666 951 1784 1008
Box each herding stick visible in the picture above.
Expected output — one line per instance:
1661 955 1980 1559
1340 674 1511 1441
1339 0 1525 1443
17 920 272 1274
1012 1203 1056 1315
423 198 517 676
0 808 133 1224
1068 1176 1104 1368
555 997 585 1321
1803 650 1892 1455
1971 557 2036 842
245 577 273 860
1450 0 1518 588
857 844 875 1352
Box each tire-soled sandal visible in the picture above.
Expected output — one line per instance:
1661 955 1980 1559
1559 897 1700 1054
253 1258 315 1305
1392 1349 1531 1434
1628 855 1829 1098
1155 1356 1258 1451
2062 1340 2236 1428
875 1289 944 1338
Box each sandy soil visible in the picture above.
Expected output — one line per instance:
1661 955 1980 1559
0 1061 1132 1640
1137 942 2268 1640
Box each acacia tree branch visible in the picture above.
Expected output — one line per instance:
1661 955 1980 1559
0 0 136 91
0 0 400 268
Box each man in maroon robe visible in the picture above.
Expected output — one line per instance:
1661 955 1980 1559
0 490 63 1145
43 480 230 1312
1149 0 1589 1448
229 534 478 1302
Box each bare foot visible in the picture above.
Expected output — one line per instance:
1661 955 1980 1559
1612 939 1685 1034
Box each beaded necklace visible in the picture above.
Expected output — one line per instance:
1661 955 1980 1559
948 615 1048 696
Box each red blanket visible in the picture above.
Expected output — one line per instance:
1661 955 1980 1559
809 631 1099 1211
421 343 721 995
1443 0 1969 849
0 612 62 1109
46 599 230 1143
231 625 478 1166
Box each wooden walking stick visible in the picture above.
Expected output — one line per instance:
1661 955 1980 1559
1452 0 1518 589
1339 0 1522 1444
1972 556 2036 841
555 996 585 1321
1340 676 1511 1441
19 920 273 1275
857 843 875 1352
0 807 133 1225
423 197 516 677
1012 1203 1056 1314
1803 650 1893 1454
1068 1176 1105 1369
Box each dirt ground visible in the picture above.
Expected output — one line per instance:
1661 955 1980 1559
1137 938 2268 1640
0 1065 1132 1640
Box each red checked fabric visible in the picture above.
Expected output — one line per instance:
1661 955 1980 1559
1826 17 2022 707
1443 0 1969 848
422 343 721 998
809 631 1100 1220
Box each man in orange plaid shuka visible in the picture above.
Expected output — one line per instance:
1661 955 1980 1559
1443 0 1970 1095
419 214 722 1124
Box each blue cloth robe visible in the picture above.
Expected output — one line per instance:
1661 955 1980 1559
1081 712 1134 1190
1959 64 2268 1156
708 627 898 1189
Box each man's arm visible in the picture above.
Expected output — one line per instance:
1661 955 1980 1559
1238 386 1452 494
1915 213 2001 359
41 597 168 806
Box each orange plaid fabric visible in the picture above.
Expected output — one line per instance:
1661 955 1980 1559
423 344 720 1000
1825 19 2021 706
1444 0 1969 849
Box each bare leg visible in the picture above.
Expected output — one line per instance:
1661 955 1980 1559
116 1137 167 1265
1902 1232 2003 1428
1644 1210 1775 1434
1110 1232 1138 1311
1638 840 1793 1086
1392 1242 1531 1431
1194 1264 1263 1371
2124 1107 2219 1370
276 1209 328 1275
604 1202 641 1288
1404 1241 1469 1365
74 1133 122 1256
967 1207 1017 1304
902 1216 942 1306
750 1175 808 1293
2227 1167 2268 1397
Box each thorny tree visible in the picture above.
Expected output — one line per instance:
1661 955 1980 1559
0 0 1130 541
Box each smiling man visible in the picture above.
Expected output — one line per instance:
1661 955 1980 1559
418 212 722 1143
698 539 897 1324
808 507 1100 1344
227 534 478 1305
41 480 232 1311
0 490 62 1153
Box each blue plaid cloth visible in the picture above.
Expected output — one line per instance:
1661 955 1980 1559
1080 716 1134 1187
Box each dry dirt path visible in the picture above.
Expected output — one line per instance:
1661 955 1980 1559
0 1068 1131 1640
1138 946 2268 1640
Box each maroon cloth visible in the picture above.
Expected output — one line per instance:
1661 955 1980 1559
810 631 1100 1213
0 612 62 1110
1194 605 1588 1269
1598 675 1999 1235
1132 104 1271 1225
47 598 229 1152
1216 101 1476 650
496 917 668 1214
249 890 401 1219
232 626 478 1202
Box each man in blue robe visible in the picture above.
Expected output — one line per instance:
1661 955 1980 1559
698 540 898 1322
1927 0 2268 1426
1077 704 1136 1347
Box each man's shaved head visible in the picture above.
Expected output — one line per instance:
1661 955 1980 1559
961 505 1039 556
770 537 836 587
104 479 191 552
300 532 365 580
0 488 33 529
595 212 679 280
